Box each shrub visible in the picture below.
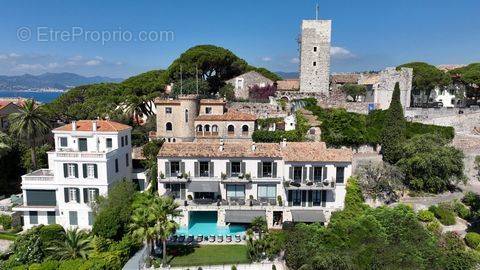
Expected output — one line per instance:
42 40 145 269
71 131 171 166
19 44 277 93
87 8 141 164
417 210 435 222
465 232 480 249
452 200 471 220
429 204 456 225
231 266 237 270
58 259 85 270
462 192 480 212
344 177 366 212
28 260 60 270
426 220 442 235
0 214 13 230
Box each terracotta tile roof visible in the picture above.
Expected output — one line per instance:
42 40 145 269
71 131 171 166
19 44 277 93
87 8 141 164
195 110 257 122
132 147 146 160
154 97 181 105
282 142 352 162
158 141 353 162
53 120 131 132
331 74 360 84
276 79 300 91
200 99 226 105
159 142 282 158
0 101 12 110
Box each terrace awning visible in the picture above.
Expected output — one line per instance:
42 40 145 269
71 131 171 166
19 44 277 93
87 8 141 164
225 210 265 223
188 181 219 193
291 210 326 223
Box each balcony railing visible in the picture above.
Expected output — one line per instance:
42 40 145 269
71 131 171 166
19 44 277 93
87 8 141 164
22 169 54 181
284 178 336 190
49 149 118 159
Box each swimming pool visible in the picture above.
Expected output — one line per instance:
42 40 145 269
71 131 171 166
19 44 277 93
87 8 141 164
176 211 246 236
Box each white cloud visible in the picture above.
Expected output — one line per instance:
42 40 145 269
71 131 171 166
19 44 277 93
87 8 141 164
85 59 101 66
261 56 272 62
9 53 20 58
290 57 300 64
48 62 59 68
0 54 7 60
330 46 355 59
13 63 46 72
94 56 104 60
69 55 83 61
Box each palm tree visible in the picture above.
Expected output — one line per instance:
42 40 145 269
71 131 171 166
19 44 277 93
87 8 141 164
8 99 50 169
151 196 181 266
250 216 267 240
125 95 155 125
129 205 158 255
49 228 92 259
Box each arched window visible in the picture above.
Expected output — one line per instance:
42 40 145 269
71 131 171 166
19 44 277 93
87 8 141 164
166 122 173 131
204 124 210 132
242 125 249 133
196 125 203 132
212 125 218 133
185 109 189 123
227 125 235 135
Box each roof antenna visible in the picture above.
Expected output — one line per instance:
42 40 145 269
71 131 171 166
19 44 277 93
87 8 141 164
315 3 320 20
180 65 183 95
196 63 199 95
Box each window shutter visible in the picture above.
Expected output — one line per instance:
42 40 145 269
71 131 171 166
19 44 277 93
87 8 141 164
75 188 80 203
273 162 277 178
257 162 262 178
308 190 313 207
241 162 246 175
63 164 68 178
83 164 87 178
180 162 185 174
323 167 328 180
209 161 214 177
194 162 199 177
94 164 98 178
302 167 307 182
289 167 293 180
74 164 79 178
309 167 313 181
165 162 171 177
321 190 327 206
64 188 69 202
83 188 88 203
226 162 231 177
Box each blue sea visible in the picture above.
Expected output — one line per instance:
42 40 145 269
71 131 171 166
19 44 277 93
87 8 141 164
0 90 63 103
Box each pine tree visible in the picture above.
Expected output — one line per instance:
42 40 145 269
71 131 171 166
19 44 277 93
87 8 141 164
381 82 406 164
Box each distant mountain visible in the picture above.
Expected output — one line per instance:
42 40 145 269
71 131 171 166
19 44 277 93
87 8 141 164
0 72 123 91
275 71 299 79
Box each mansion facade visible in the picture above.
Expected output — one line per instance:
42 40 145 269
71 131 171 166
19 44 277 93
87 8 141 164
157 140 352 228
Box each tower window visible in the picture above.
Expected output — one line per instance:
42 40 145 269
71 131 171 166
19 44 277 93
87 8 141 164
166 122 173 131
313 62 317 66
313 46 317 52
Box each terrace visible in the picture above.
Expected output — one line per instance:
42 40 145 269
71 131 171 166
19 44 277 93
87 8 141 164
21 169 54 182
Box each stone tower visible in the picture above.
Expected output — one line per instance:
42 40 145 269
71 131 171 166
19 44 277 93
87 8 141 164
299 19 331 94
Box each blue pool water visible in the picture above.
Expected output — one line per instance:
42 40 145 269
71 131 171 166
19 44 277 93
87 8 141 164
176 211 246 236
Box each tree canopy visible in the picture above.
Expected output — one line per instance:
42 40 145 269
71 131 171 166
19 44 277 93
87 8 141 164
449 63 480 86
380 83 406 164
397 62 451 92
341 84 367 102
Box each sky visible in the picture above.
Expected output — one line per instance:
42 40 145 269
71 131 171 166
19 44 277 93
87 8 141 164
0 0 479 78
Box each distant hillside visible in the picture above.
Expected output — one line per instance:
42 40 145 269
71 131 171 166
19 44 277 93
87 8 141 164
275 71 299 79
0 72 123 91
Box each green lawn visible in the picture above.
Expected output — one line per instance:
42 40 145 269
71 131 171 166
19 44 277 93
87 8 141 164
0 231 18 241
166 245 250 267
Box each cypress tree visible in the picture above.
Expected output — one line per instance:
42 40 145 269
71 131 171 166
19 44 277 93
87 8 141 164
381 82 406 164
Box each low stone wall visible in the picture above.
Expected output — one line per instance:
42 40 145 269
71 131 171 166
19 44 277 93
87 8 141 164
409 111 480 134
154 261 287 270
229 102 287 119
405 107 480 119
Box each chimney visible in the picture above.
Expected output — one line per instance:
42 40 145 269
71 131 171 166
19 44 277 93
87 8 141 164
251 142 256 151
71 121 77 131
281 138 287 148
92 121 97 132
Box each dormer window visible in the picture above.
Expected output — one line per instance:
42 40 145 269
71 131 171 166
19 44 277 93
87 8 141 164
205 107 212 114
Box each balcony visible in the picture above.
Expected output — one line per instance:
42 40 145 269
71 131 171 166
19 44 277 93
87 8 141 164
172 197 279 210
158 174 190 183
284 178 336 190
49 149 118 160
22 169 54 182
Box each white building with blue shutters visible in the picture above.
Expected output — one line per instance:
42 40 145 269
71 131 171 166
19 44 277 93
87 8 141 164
157 140 353 229
13 120 134 229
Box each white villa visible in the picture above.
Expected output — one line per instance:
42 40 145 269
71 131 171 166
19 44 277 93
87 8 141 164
157 140 352 229
13 120 142 229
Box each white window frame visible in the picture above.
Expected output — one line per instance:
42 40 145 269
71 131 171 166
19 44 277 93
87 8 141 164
59 137 68 147
87 189 96 203
67 164 76 178
68 188 77 202
235 78 244 89
87 164 95 178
